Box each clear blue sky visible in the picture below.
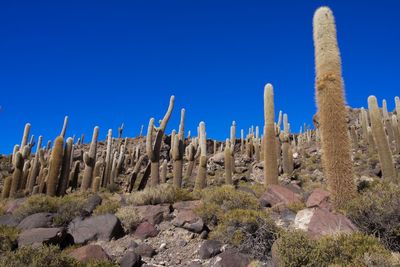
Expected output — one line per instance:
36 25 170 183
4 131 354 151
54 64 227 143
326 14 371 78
1 0 399 153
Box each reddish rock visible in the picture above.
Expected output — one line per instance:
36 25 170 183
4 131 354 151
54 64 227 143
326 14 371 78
259 184 301 207
134 222 159 239
306 188 330 208
294 208 358 237
69 244 109 263
135 204 171 225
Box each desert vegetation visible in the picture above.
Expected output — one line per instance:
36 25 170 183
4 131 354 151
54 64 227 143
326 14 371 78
0 6 400 267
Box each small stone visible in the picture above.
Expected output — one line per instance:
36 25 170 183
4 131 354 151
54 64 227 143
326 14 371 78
159 243 167 250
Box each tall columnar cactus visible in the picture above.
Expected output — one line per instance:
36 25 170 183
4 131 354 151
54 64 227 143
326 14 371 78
103 129 113 186
395 96 400 122
185 139 198 180
146 96 175 187
264 83 278 186
382 99 395 149
46 136 64 196
60 116 68 138
280 132 293 174
240 129 244 153
277 111 283 133
1 176 12 199
391 115 400 154
195 121 207 190
82 126 99 191
172 109 185 188
224 139 233 184
57 137 73 196
368 96 397 182
27 135 42 193
20 123 31 152
360 107 369 142
118 123 124 139
69 161 80 191
313 7 356 208
10 152 24 198
20 160 31 191
160 159 168 183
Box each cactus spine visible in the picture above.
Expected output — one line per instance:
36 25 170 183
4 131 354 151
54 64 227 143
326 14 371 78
368 96 397 182
264 84 278 186
195 121 207 190
313 7 356 208
82 126 99 191
46 136 64 196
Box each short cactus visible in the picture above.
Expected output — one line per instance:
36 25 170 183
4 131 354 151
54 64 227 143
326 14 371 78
82 126 99 191
10 152 24 198
1 176 12 199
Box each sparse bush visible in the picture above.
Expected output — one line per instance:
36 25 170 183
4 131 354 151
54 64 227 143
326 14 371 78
127 184 196 206
195 185 260 225
344 181 400 251
93 199 120 215
273 230 395 267
14 193 88 225
0 245 77 267
210 209 277 252
115 206 141 232
286 201 305 213
0 225 19 253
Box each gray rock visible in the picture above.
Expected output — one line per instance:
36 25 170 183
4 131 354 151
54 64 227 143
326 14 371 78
0 214 20 227
134 243 156 258
199 240 222 259
17 212 54 230
68 213 124 244
82 194 102 216
120 251 142 267
210 249 251 267
18 227 67 247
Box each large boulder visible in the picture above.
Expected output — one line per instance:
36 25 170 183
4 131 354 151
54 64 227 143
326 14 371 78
69 244 109 263
17 213 54 230
294 208 358 237
68 214 124 244
134 204 171 225
134 243 156 258
259 184 302 207
18 227 68 247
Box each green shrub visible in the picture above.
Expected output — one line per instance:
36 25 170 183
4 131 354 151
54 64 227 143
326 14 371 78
115 206 141 232
195 185 260 225
0 225 19 253
93 199 120 215
14 195 59 220
273 230 395 267
0 245 78 267
344 181 400 251
53 194 87 226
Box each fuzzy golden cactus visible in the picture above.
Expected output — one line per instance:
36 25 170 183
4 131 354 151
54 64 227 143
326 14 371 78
368 96 397 182
264 83 278 186
313 6 356 208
